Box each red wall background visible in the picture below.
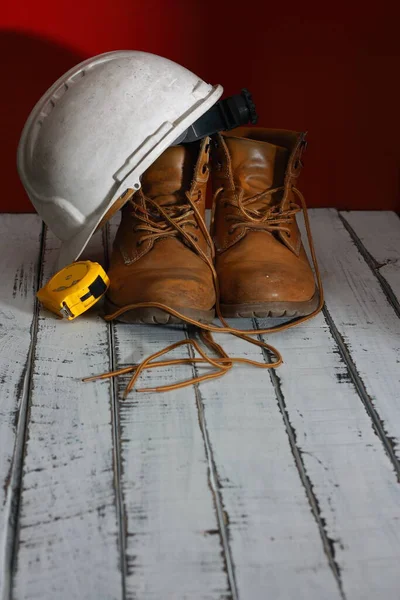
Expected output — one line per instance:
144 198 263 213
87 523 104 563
2 0 399 212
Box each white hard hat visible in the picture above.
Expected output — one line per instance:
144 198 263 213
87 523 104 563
17 50 223 268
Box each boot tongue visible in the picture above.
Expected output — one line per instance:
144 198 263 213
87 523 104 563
224 136 289 207
141 146 193 206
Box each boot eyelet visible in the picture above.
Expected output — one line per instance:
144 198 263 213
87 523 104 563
202 163 208 174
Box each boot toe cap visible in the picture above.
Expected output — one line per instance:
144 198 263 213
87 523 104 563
219 261 316 305
107 268 215 312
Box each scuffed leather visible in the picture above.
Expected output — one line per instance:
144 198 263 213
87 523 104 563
107 138 215 311
211 128 316 304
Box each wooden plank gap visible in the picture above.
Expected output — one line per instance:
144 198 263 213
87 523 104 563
321 304 400 481
186 328 238 600
254 320 347 600
1 222 46 600
103 224 127 599
338 213 400 319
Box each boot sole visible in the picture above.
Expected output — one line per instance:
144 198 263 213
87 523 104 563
220 291 320 319
104 298 215 325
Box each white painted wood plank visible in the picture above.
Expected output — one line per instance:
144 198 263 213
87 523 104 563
257 311 400 600
302 209 400 455
114 325 230 600
341 210 400 301
0 215 42 599
107 217 230 600
12 229 122 600
191 324 342 600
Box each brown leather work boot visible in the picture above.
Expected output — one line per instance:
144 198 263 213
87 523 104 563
105 137 215 324
210 128 319 318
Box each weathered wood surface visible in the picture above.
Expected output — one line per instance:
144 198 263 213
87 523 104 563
190 324 342 600
0 215 42 600
341 210 400 308
11 229 122 600
1 209 400 600
300 210 400 461
257 311 400 600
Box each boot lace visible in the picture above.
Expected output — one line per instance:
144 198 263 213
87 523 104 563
222 186 301 235
131 193 207 247
84 186 324 394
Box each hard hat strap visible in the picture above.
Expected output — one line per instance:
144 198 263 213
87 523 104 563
173 89 258 145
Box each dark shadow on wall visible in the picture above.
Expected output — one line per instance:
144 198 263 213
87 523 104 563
0 31 85 212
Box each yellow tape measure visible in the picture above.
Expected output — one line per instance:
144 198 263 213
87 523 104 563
37 261 110 320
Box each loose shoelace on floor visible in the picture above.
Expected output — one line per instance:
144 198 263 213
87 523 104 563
83 186 324 394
